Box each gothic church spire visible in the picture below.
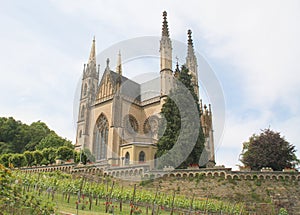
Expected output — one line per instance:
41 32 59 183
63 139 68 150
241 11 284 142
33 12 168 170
186 29 199 97
88 36 96 64
160 11 173 96
162 11 169 37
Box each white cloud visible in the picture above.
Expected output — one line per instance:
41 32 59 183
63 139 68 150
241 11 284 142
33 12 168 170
1 0 300 168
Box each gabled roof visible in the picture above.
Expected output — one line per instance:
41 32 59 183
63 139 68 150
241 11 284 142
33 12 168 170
97 69 141 101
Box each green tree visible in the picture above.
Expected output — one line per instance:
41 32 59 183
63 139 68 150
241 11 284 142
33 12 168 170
0 154 12 167
80 148 95 164
42 148 57 165
156 65 205 169
0 117 29 154
36 132 72 150
33 150 43 166
24 121 51 151
240 129 299 171
0 117 71 154
9 154 26 168
23 151 35 166
56 146 74 161
0 142 13 154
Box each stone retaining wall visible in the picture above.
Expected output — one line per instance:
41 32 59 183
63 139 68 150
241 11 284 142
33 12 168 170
20 163 300 181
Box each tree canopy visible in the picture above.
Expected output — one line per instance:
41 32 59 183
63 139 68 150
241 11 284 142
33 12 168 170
240 129 299 171
0 117 72 155
156 65 205 169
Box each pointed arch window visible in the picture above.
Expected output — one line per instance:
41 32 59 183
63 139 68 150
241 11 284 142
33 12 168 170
93 114 109 160
139 151 145 163
125 152 130 165
81 106 85 118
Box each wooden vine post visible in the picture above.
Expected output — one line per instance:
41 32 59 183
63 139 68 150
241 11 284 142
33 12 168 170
119 186 123 212
204 194 209 213
151 187 159 215
130 184 137 215
188 193 195 215
170 190 176 215
105 180 115 213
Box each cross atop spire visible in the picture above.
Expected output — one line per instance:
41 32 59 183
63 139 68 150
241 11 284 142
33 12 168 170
88 36 96 64
162 11 169 37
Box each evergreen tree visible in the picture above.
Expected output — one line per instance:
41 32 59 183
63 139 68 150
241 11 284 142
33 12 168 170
156 65 205 169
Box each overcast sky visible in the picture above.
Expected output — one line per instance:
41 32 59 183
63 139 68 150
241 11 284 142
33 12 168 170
1 0 300 169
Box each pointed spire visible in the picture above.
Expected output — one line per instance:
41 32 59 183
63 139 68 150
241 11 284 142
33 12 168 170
116 50 122 75
187 29 193 47
174 56 180 78
187 29 195 59
106 58 110 70
200 99 203 113
186 29 199 97
162 11 169 37
88 36 96 64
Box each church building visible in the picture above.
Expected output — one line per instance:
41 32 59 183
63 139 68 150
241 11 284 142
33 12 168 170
74 11 215 168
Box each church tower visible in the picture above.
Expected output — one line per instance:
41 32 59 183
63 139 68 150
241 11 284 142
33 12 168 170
186 30 199 98
200 101 215 167
76 38 99 149
160 11 173 97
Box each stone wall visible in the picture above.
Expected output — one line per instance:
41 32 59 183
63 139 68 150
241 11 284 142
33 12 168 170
20 163 300 182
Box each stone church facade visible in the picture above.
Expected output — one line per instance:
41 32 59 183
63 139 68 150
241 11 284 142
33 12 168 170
74 11 215 169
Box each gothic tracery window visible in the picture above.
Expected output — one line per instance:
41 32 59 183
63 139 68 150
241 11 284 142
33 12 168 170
124 115 138 135
143 116 159 137
93 114 109 160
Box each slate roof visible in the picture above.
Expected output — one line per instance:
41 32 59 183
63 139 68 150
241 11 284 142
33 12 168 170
98 69 160 103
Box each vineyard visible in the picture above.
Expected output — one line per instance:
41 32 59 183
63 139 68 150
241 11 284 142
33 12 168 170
0 165 245 215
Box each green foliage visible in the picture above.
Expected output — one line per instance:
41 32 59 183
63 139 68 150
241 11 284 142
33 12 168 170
0 117 28 153
56 146 74 161
0 153 12 167
240 129 299 171
36 132 73 151
0 164 55 214
24 121 51 151
33 150 43 166
0 117 72 155
278 208 289 215
80 148 96 164
157 65 205 168
42 147 57 165
9 154 26 168
24 151 35 166
0 141 13 154
4 170 243 214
